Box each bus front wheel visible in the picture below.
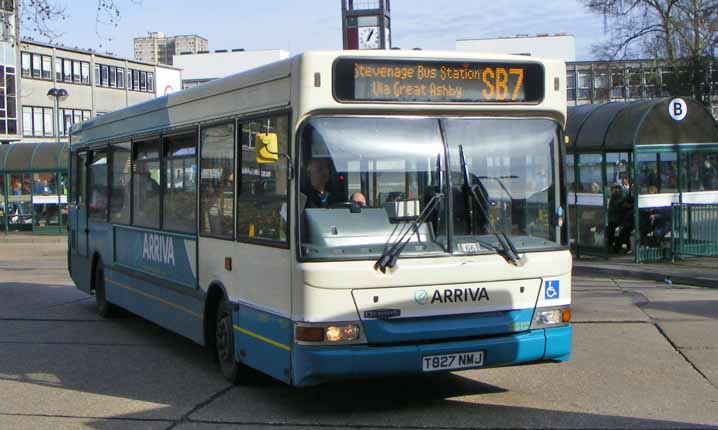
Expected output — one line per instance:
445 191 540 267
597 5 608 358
216 296 244 383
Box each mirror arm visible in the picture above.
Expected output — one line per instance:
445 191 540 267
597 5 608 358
277 153 294 181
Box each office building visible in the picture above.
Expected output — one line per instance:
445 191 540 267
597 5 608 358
134 32 209 65
6 39 181 144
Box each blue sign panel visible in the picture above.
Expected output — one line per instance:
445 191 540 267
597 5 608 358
544 280 559 300
114 226 196 288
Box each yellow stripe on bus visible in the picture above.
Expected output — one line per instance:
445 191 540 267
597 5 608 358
233 324 291 352
106 278 202 319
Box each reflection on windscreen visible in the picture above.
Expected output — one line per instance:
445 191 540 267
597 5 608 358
299 117 448 258
298 117 561 260
445 118 558 251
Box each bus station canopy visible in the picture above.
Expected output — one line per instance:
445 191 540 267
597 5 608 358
566 98 718 152
0 142 69 173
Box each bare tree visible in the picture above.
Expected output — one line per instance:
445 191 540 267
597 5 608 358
582 0 718 102
2 0 142 47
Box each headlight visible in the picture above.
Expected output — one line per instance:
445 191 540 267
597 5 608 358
295 321 366 345
531 306 571 329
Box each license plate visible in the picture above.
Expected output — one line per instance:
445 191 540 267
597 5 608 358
422 351 484 372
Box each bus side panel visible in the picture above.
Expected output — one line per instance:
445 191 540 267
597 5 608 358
68 206 92 293
199 238 293 384
88 221 113 270
105 268 204 344
234 305 292 384
109 226 203 344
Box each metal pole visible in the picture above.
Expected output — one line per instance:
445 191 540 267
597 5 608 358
53 96 60 144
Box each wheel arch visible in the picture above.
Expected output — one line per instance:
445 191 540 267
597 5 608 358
203 281 230 350
90 250 103 292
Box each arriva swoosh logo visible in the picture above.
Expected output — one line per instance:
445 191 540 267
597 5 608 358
415 289 429 305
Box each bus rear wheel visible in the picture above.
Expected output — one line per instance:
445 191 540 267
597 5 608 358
215 296 244 383
94 260 117 318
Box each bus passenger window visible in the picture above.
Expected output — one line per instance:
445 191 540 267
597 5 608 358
132 140 161 229
110 142 131 224
237 115 289 243
88 150 108 220
200 122 235 239
163 133 197 233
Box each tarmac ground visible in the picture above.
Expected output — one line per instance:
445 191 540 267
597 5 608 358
1 238 717 429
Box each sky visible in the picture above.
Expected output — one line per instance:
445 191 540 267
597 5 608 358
27 0 608 61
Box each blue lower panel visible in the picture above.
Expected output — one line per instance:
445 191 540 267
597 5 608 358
233 305 292 384
292 328 563 387
105 269 204 345
545 325 572 361
362 309 535 344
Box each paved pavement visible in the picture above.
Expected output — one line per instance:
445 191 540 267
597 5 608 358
573 255 718 288
1 238 717 429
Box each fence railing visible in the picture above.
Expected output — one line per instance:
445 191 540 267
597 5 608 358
637 203 718 262
673 203 718 258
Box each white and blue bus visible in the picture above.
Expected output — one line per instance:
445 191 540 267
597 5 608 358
68 50 572 386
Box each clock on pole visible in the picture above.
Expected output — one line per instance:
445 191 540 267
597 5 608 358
341 0 391 50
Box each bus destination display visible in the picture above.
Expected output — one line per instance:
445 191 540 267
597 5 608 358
334 58 544 104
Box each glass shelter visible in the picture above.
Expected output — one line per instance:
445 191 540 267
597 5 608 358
0 142 69 234
567 98 718 262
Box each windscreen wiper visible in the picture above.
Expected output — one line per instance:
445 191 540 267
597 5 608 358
459 144 520 265
374 192 444 273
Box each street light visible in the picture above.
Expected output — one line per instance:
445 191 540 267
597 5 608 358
47 88 69 144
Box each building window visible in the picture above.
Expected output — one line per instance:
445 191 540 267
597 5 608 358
72 60 81 83
0 65 17 135
31 54 41 79
100 65 108 86
55 57 62 81
59 108 91 136
577 70 592 100
109 66 116 88
117 67 125 88
20 52 30 78
147 72 154 92
81 62 90 84
566 70 576 101
140 71 147 91
94 64 100 85
63 59 72 82
22 106 53 137
133 69 139 91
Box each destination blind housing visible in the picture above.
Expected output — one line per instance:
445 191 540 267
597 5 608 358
334 58 545 104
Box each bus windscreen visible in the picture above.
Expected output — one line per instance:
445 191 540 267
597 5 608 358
333 58 545 104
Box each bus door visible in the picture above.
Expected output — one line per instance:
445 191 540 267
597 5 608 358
73 151 89 258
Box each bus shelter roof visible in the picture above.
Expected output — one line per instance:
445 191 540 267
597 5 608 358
566 98 718 153
0 142 69 173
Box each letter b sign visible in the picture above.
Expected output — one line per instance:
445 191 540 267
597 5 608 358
669 98 687 122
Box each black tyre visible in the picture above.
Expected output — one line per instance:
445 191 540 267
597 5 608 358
94 260 117 318
216 296 244 383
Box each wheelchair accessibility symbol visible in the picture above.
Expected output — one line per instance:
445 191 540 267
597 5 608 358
545 280 560 300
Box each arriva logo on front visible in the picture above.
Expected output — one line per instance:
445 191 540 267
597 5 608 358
142 233 175 265
416 287 490 305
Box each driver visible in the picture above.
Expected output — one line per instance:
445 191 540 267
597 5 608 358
304 158 338 208
350 192 367 207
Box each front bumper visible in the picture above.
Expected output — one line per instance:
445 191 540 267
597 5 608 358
291 325 571 386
